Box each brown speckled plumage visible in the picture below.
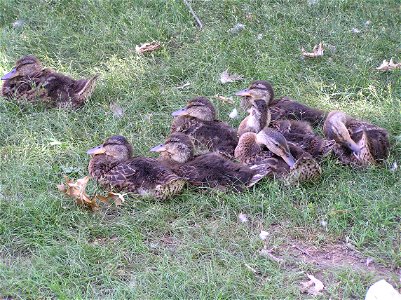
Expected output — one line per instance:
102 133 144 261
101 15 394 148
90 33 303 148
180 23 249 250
1 55 98 108
170 97 238 158
324 111 389 165
155 133 270 191
88 136 185 200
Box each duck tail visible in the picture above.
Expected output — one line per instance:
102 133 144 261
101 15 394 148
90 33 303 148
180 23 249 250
76 74 99 100
247 158 276 187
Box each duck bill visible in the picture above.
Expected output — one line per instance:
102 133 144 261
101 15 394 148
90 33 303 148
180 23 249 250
235 88 251 97
283 153 296 168
150 144 167 152
1 68 18 80
347 141 360 153
86 145 106 155
172 108 188 117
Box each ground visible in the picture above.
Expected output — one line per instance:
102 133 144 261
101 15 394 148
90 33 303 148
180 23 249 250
0 0 400 299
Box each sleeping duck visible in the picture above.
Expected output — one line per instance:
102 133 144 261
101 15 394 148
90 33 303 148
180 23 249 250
323 111 390 166
151 132 271 191
237 94 333 159
235 129 321 183
170 97 238 158
236 80 326 126
87 135 186 200
1 55 98 108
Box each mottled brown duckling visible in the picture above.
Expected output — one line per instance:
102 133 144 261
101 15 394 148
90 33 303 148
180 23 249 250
1 55 98 108
237 93 333 159
235 129 321 183
170 97 238 158
323 111 390 165
151 132 271 191
236 80 326 126
87 136 186 200
237 99 271 136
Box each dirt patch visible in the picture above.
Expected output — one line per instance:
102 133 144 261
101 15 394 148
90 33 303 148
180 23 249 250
260 224 400 282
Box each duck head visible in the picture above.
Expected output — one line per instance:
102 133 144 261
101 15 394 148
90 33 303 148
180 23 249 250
172 97 216 121
87 135 133 162
235 80 275 105
150 132 194 163
256 128 296 167
324 111 360 153
1 55 42 80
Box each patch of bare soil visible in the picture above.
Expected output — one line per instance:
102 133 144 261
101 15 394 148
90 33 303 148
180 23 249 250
264 224 400 282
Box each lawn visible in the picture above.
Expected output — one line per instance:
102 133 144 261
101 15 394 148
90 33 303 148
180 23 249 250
0 0 400 298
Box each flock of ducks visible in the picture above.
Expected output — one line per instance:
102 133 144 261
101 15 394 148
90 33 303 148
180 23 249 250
1 55 391 200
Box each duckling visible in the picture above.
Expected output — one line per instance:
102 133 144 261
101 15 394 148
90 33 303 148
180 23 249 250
1 55 98 108
236 80 326 126
170 97 238 158
237 94 333 159
235 129 321 183
87 135 186 200
151 132 271 191
323 111 390 165
237 99 271 136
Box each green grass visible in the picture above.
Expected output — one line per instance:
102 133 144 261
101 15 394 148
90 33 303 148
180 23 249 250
0 0 400 298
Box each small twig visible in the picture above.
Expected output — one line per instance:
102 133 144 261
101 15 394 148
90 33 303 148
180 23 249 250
259 248 284 263
292 244 313 258
182 0 203 29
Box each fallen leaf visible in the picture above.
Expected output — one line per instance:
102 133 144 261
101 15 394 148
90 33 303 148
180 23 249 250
229 108 238 119
351 27 361 34
220 69 244 84
300 274 324 296
366 257 374 267
376 59 401 72
96 192 126 206
390 161 398 172
58 176 99 211
135 41 161 54
259 230 269 240
301 42 324 58
238 213 248 223
49 138 62 146
110 102 124 118
365 279 401 300
214 94 234 104
228 23 245 34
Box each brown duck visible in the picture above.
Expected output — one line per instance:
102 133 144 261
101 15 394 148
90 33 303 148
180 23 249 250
151 132 271 191
87 135 186 200
323 111 390 165
170 97 238 158
237 94 333 159
236 80 326 126
235 129 321 183
1 55 98 108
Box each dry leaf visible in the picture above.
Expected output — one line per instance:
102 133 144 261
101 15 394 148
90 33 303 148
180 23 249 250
228 23 245 34
300 274 324 296
96 192 126 206
302 43 324 58
229 108 238 119
238 213 248 223
58 176 99 211
214 94 234 104
135 41 161 54
110 102 124 118
259 230 269 240
365 280 401 300
376 59 401 72
351 27 361 34
390 161 398 172
220 70 244 84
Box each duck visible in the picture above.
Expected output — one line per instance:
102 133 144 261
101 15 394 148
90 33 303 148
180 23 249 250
323 111 390 165
1 55 98 108
87 135 186 200
237 93 333 159
237 99 270 136
170 97 238 158
235 129 321 183
236 80 327 126
150 132 271 191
